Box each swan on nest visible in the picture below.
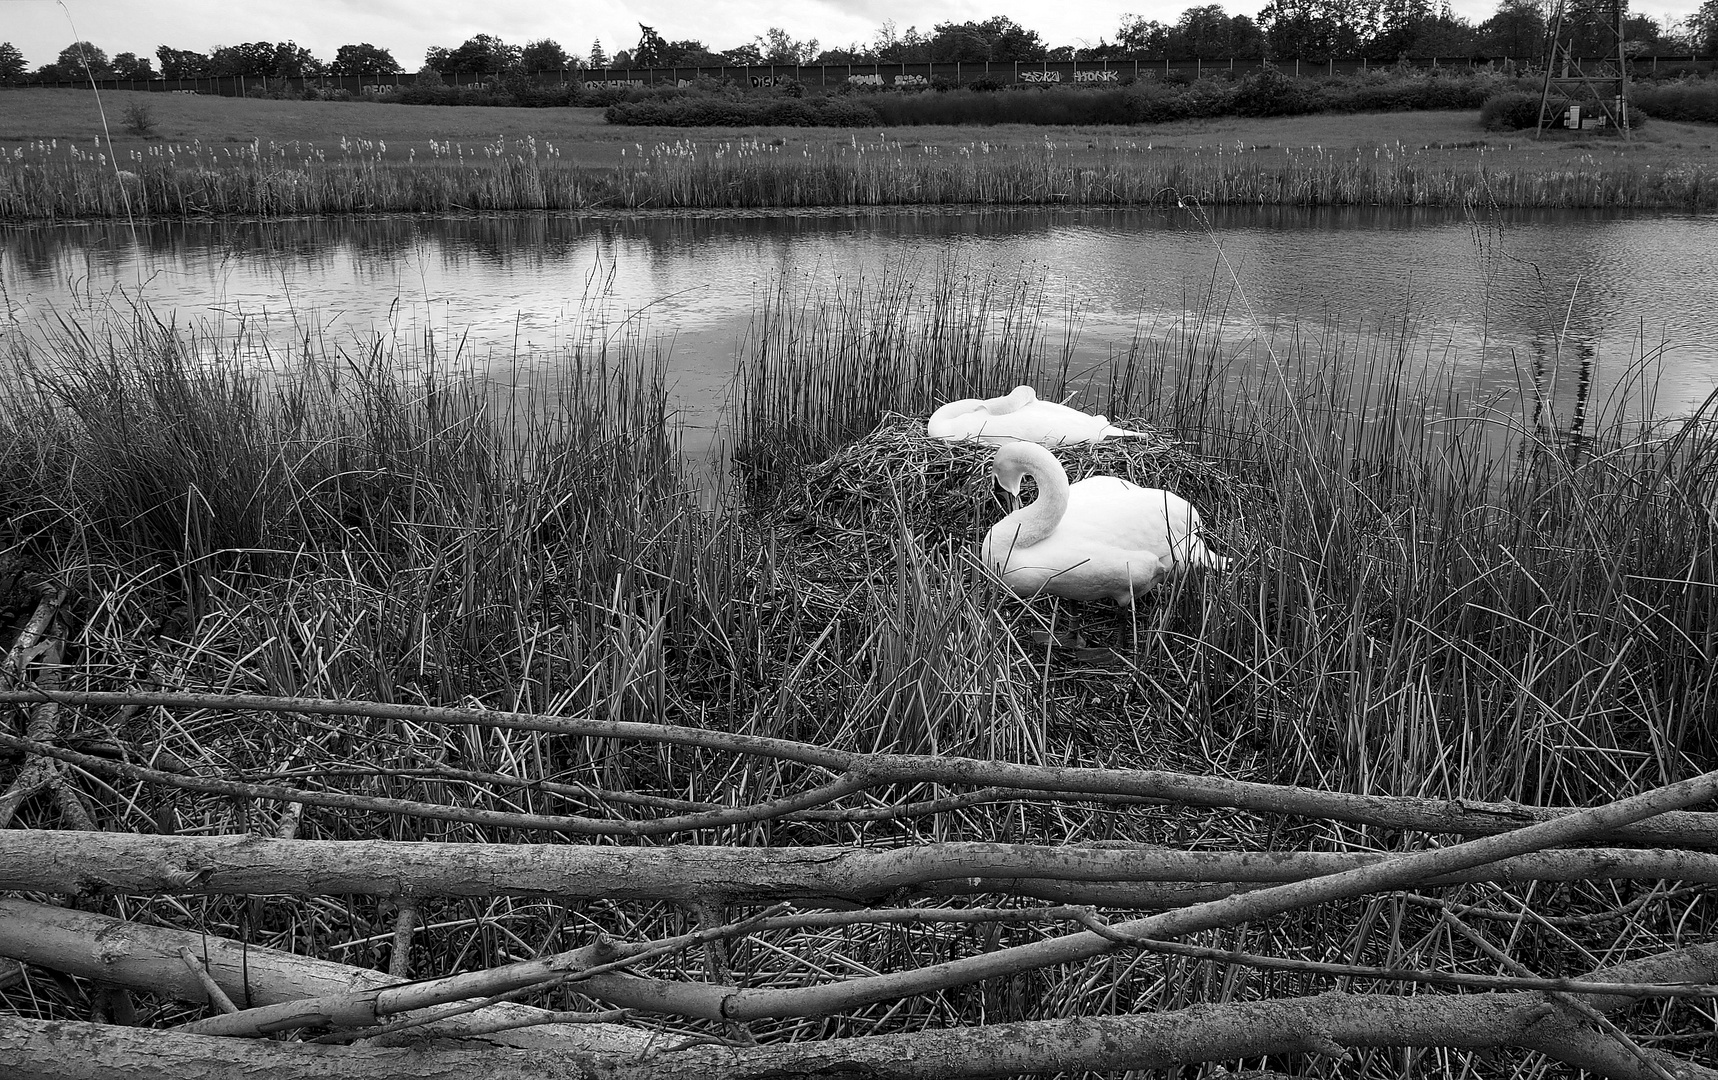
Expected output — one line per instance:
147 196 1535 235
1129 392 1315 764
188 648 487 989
926 385 1151 446
982 442 1229 606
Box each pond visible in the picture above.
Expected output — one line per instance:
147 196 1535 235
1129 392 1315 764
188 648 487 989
4 205 1715 456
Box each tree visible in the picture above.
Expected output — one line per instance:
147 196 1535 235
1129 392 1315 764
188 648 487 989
631 25 716 67
756 27 819 64
55 41 111 79
928 17 1046 62
721 43 766 65
1257 0 1369 57
0 42 26 84
589 40 609 68
329 43 401 76
1476 0 1547 59
155 46 210 79
208 41 322 78
111 52 155 79
1116 15 1173 57
1690 0 1718 53
428 34 522 74
520 38 570 71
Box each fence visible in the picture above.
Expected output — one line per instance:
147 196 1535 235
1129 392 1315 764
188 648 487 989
15 56 1716 97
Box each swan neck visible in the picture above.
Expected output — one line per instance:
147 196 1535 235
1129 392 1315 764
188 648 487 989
1011 452 1069 547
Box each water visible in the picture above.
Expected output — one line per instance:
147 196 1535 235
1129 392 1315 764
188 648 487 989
4 206 1715 451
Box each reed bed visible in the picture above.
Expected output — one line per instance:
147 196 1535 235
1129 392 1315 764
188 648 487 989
4 132 1715 220
2 271 1716 1070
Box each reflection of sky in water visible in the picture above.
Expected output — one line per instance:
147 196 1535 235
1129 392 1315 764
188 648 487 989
4 207 1716 441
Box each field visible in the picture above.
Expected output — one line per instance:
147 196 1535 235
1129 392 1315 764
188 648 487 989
2 88 1717 217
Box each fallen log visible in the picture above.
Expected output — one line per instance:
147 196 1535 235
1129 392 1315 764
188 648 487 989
2 831 1713 907
0 899 649 1053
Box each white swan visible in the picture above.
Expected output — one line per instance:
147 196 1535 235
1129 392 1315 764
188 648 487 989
982 443 1229 606
927 385 1151 446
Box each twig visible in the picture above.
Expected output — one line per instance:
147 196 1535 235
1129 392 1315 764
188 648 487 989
176 947 239 1014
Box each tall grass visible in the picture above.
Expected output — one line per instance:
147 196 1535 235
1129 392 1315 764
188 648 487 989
4 132 1715 220
2 269 1714 1053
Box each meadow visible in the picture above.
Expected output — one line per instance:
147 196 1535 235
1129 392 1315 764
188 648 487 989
1 259 1715 1073
2 88 1717 217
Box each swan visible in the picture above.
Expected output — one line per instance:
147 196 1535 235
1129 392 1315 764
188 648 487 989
982 443 1228 606
926 385 1151 446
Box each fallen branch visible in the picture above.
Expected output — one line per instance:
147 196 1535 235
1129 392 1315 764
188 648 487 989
4 689 1718 846
0 898 649 1053
4 830 1717 907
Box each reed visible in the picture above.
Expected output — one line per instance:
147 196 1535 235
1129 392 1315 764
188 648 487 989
5 132 1715 220
2 269 1714 1053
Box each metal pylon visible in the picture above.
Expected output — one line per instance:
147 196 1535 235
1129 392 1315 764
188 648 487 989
1535 0 1632 139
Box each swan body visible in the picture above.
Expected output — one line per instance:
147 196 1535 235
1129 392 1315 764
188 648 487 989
927 385 1150 446
982 443 1229 606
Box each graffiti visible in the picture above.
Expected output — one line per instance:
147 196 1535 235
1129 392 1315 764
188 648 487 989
894 74 929 87
585 80 645 89
1073 70 1119 83
678 79 698 87
1019 70 1062 83
749 75 787 87
361 85 392 95
847 74 885 86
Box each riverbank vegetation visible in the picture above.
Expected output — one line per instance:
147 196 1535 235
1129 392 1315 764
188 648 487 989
3 101 1716 220
1 262 1715 1071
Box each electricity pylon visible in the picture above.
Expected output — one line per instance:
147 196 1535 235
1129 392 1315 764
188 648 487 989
1535 0 1632 139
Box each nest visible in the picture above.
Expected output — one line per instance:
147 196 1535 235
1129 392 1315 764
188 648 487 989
764 412 1251 560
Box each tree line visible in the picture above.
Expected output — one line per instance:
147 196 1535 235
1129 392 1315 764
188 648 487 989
4 0 1717 87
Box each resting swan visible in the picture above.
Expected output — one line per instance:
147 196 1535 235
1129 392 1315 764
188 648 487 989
982 443 1229 606
927 385 1150 446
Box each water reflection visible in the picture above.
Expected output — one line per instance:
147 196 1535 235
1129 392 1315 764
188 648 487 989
3 206 1714 438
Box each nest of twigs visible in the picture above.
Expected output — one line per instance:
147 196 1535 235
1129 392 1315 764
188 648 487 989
759 411 1253 558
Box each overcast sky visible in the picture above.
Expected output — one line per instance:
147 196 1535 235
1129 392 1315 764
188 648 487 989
3 0 1704 69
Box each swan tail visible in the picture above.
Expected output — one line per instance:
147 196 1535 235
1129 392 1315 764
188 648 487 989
1186 536 1231 573
1098 425 1153 440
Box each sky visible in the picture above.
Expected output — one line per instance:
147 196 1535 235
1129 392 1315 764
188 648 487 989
3 0 1705 70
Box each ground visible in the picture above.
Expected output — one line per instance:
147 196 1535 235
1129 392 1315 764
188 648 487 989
1 87 1712 174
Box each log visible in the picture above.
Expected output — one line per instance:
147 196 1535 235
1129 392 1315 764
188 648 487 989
2 831 1714 906
0 899 649 1053
4 979 1715 1080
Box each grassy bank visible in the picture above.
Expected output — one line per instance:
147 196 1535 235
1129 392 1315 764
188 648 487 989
2 269 1715 1057
2 89 1715 218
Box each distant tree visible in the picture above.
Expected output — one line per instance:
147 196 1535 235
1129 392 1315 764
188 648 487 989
155 46 211 79
1691 0 1718 52
111 52 155 79
721 43 766 65
56 41 112 79
0 42 27 84
1257 0 1369 57
874 21 932 63
520 38 570 71
589 40 609 67
208 41 321 77
1476 0 1546 59
329 43 401 76
631 25 717 66
756 27 819 64
1115 15 1173 57
429 34 522 74
929 17 1046 62
611 49 633 67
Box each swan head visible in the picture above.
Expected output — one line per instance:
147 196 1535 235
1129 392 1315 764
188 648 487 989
981 385 1039 416
989 441 1063 502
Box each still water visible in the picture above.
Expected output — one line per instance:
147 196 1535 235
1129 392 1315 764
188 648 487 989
3 206 1715 450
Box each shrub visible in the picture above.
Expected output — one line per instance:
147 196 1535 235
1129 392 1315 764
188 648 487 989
1480 90 1549 130
1231 65 1308 116
121 101 156 138
1630 79 1718 123
604 95 879 127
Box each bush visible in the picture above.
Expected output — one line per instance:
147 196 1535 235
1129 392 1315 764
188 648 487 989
1231 65 1307 116
1480 90 1549 130
1630 79 1718 123
604 95 880 127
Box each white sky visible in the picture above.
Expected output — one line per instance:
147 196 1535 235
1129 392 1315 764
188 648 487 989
2 0 1704 70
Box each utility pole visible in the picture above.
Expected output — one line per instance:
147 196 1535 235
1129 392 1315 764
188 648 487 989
1535 0 1632 139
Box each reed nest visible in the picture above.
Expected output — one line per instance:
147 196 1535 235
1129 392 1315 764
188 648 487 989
760 411 1254 556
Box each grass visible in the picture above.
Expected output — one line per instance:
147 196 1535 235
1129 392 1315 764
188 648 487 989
2 254 1715 1067
2 88 1716 218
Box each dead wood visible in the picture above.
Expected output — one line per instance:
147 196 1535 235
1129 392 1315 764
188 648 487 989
4 830 1717 907
0 898 650 1054
4 689 1718 847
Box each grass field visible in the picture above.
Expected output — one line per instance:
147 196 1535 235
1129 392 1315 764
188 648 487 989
2 88 1716 217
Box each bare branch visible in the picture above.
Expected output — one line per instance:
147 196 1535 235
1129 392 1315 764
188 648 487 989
5 689 1718 846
